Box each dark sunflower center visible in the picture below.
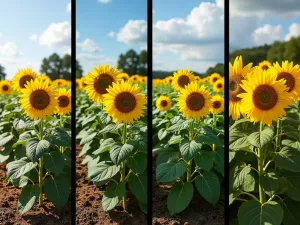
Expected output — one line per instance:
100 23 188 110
217 83 223 88
160 100 168 107
58 82 62 86
178 75 190 87
252 84 278 110
213 101 221 109
115 92 136 113
277 72 295 92
94 74 114 95
262 65 269 70
169 79 172 84
30 90 50 110
122 77 127 81
2 85 9 91
58 95 70 108
19 75 34 88
186 92 205 111
212 77 218 83
229 74 245 102
76 82 79 87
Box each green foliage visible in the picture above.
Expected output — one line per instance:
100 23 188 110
0 64 6 80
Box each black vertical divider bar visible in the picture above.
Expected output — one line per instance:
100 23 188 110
71 0 76 224
147 0 153 224
224 0 229 224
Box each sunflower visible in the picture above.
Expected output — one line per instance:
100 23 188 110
85 65 120 104
172 69 195 91
238 69 293 126
214 79 224 93
0 80 12 95
156 96 172 112
177 82 212 120
269 61 300 100
56 88 71 115
210 73 221 84
229 56 253 120
12 68 38 92
165 76 173 85
259 60 271 70
194 76 201 83
19 79 57 120
102 80 146 124
139 76 147 83
52 79 67 87
76 78 82 89
129 75 140 83
81 76 87 88
118 73 130 82
210 96 224 114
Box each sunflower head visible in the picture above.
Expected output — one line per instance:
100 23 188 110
85 65 121 104
156 96 172 112
0 80 12 95
177 82 212 120
56 88 71 115
12 68 38 92
259 60 271 70
238 69 293 126
76 78 82 89
214 79 224 93
19 79 58 120
210 73 221 84
210 95 224 114
172 69 195 91
52 79 67 87
102 80 146 124
118 73 130 82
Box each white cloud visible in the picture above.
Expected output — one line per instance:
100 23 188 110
98 0 111 4
285 23 300 41
39 21 71 49
0 33 2 39
67 2 71 12
153 9 156 14
0 42 22 57
252 24 283 46
107 31 115 38
77 38 100 52
117 20 147 45
29 34 38 41
76 31 80 40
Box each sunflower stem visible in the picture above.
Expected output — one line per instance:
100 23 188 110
38 120 44 206
60 115 64 128
187 120 195 182
212 114 216 151
258 121 266 204
275 119 282 151
121 123 127 210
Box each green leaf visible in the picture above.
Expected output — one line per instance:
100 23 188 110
92 138 115 155
196 133 222 147
46 128 71 147
127 152 147 174
168 135 182 145
284 174 300 202
79 129 97 145
180 138 202 161
231 163 251 190
6 157 36 179
17 184 40 215
194 151 214 171
272 146 300 172
280 198 300 225
44 175 70 208
98 124 122 135
167 182 193 215
156 161 187 183
102 182 125 211
247 127 274 149
128 173 147 204
44 151 65 175
229 152 236 163
261 172 280 196
88 161 120 182
214 149 224 176
26 138 50 162
229 137 251 151
0 133 14 146
238 200 283 225
195 171 220 206
110 142 135 165
229 192 241 205
156 148 179 166
243 173 255 192
158 128 168 141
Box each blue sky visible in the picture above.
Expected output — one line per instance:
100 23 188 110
0 0 71 80
153 0 224 73
76 0 147 75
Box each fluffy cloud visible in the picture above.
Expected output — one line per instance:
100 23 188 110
67 2 71 12
98 0 111 4
0 33 2 39
0 42 22 57
117 20 147 45
39 21 71 49
252 24 283 46
77 38 100 52
107 31 115 38
29 34 38 41
285 23 300 41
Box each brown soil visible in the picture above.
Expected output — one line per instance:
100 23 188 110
76 145 147 225
0 163 71 225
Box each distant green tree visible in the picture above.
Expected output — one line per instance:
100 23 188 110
137 50 147 76
76 60 84 78
267 41 285 63
153 70 204 79
40 53 63 80
205 63 224 77
0 64 6 80
283 37 300 63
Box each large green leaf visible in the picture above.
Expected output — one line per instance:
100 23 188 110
43 175 70 208
127 152 147 174
167 182 193 215
17 184 40 215
168 135 182 145
194 151 214 171
238 200 283 225
281 198 300 225
128 173 147 204
229 137 251 151
0 133 14 146
195 171 220 206
46 128 71 147
88 161 120 182
179 138 202 161
231 163 251 190
92 138 115 155
156 161 187 183
284 174 300 202
110 142 135 165
261 172 280 196
6 157 36 179
247 126 274 149
156 148 179 166
102 182 125 211
44 151 65 175
272 146 300 172
243 173 255 192
158 128 168 141
214 149 224 176
26 138 50 162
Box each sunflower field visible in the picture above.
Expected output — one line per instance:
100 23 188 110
76 65 148 214
0 69 72 215
152 69 225 215
229 56 300 225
